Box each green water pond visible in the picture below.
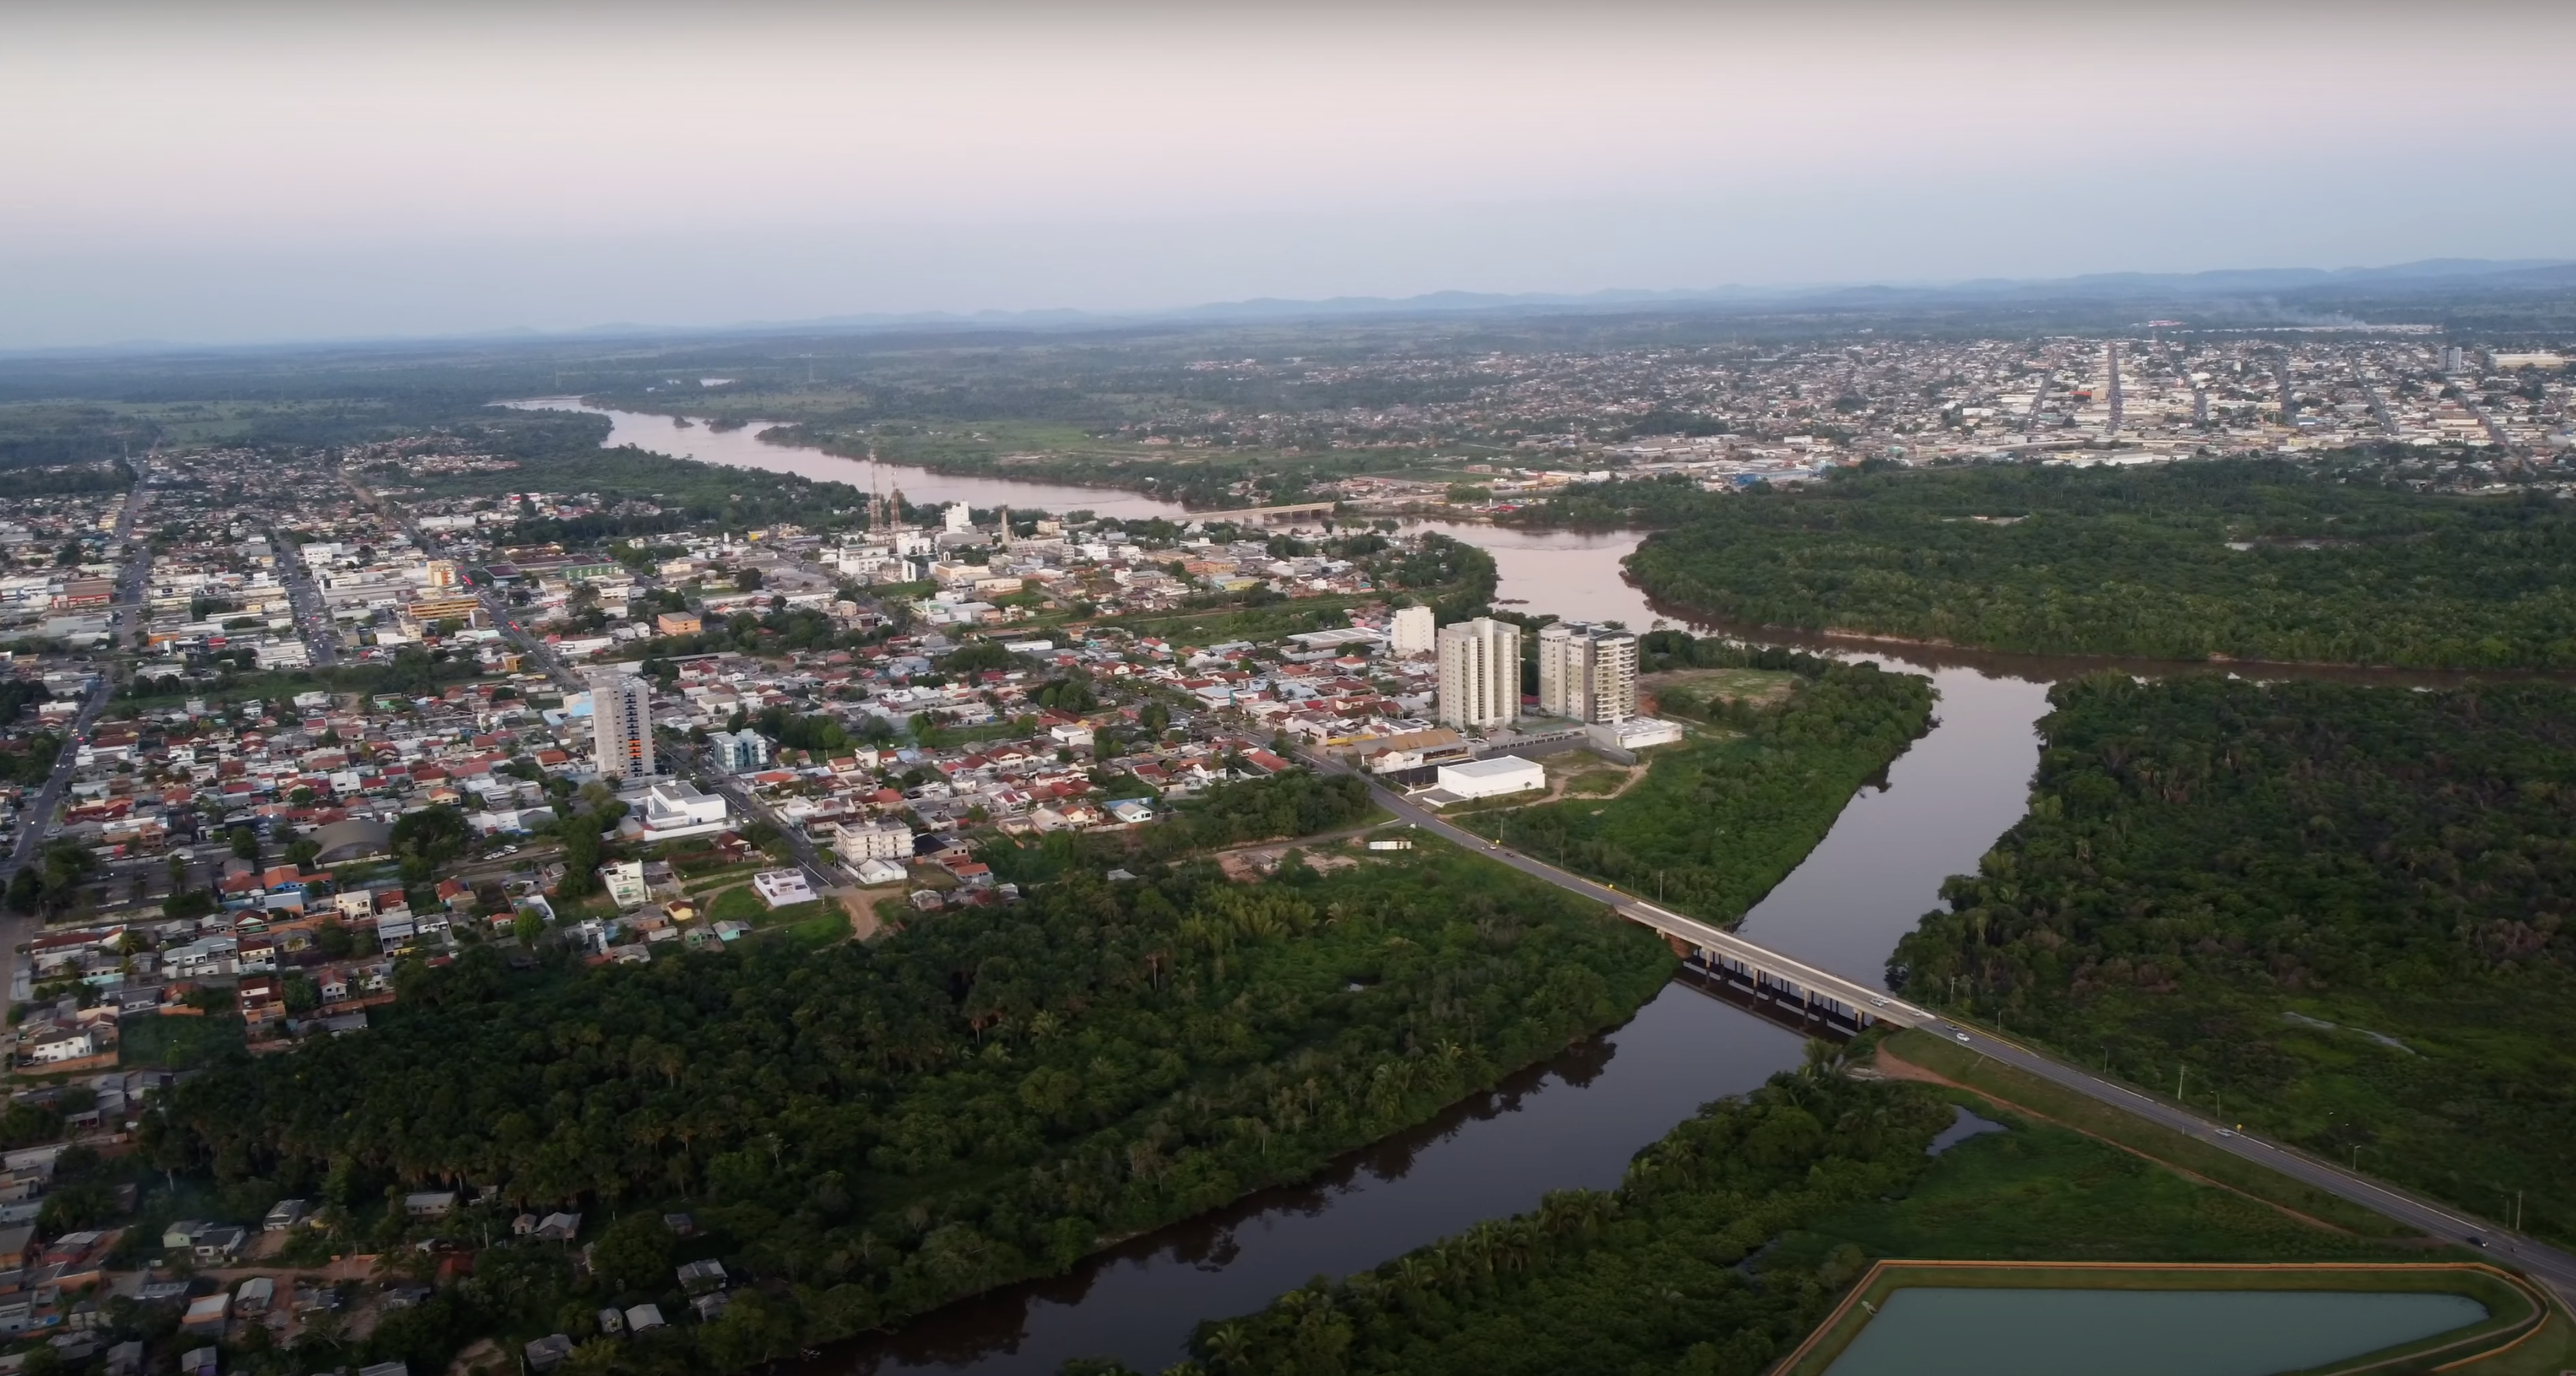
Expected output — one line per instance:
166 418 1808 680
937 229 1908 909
1824 1285 2488 1376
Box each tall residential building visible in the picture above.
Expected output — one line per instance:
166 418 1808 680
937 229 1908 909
708 728 771 773
1437 617 1521 731
1537 621 1639 723
591 673 656 779
1389 604 1435 656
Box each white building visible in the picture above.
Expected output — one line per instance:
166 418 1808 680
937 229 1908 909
24 1028 98 1065
599 859 650 908
1389 604 1435 657
626 781 728 843
1588 716 1685 752
591 673 656 779
850 857 906 886
834 817 914 863
1434 755 1544 800
1537 621 1638 723
1437 617 1521 731
707 728 771 772
943 502 974 534
750 869 816 908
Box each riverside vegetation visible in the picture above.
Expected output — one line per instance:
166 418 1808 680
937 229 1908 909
1547 461 2576 669
1456 635 1935 927
1895 674 2576 1246
137 776 1678 1374
1074 1041 2457 1376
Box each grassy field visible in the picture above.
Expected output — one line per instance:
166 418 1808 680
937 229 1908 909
1638 666 1799 708
1884 1029 2415 1238
1779 1260 2550 1376
1099 593 1372 645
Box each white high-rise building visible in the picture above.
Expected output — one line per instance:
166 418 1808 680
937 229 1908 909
1537 621 1639 724
1389 605 1435 656
1437 617 1521 731
591 673 657 779
943 502 974 534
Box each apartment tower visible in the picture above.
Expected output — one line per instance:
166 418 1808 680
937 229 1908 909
1537 621 1639 723
1437 617 1521 731
1389 604 1435 657
591 673 657 779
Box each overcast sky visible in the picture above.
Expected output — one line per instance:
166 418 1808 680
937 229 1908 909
5 0 2574 349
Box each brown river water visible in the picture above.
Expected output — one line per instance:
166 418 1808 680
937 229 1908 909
512 401 2489 1374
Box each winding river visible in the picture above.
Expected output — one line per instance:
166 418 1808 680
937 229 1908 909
515 401 2061 1373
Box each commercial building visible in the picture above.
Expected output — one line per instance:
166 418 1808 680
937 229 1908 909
1537 621 1638 723
1389 604 1435 656
1437 617 1521 731
624 780 729 843
707 728 771 772
1433 755 1544 800
592 673 656 779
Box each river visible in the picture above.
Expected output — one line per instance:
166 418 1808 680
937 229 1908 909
521 401 2059 1374
500 398 1194 521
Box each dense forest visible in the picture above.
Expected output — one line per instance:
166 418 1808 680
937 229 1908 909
1457 641 1934 925
1581 462 2576 669
142 841 1674 1373
1074 1044 2422 1376
1894 674 2576 1243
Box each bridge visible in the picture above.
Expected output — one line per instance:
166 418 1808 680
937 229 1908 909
1183 501 1338 525
1301 750 1932 1036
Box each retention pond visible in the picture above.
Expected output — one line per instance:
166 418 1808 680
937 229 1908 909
1822 1286 2490 1376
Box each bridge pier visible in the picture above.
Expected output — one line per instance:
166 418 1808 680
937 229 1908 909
1681 948 1874 1034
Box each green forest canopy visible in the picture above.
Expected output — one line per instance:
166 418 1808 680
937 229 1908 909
1097 1047 2437 1376
1604 462 2576 669
143 841 1674 1371
1894 673 2576 1245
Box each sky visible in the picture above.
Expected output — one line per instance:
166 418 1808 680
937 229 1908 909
5 0 2575 349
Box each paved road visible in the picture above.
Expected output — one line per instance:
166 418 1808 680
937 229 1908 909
0 478 154 999
270 531 340 667
1304 748 2576 1299
1945 1023 2576 1298
1298 749 1930 1029
670 741 838 893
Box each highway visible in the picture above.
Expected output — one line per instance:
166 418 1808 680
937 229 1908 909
1307 748 2576 1301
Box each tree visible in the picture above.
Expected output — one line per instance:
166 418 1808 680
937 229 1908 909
390 806 471 866
229 826 261 862
590 1213 674 1294
513 910 543 945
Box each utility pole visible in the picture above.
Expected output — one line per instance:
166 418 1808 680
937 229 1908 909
2176 1065 2187 1101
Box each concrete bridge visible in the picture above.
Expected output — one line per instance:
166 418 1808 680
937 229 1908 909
1184 501 1338 525
1303 745 1934 1036
1616 899 1931 1036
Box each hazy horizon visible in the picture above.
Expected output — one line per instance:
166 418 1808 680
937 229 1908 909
8 0 2575 349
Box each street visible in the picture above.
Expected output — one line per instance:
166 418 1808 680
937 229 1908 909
1305 748 2576 1302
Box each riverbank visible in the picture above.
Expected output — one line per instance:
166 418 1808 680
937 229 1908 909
1125 1047 2482 1376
